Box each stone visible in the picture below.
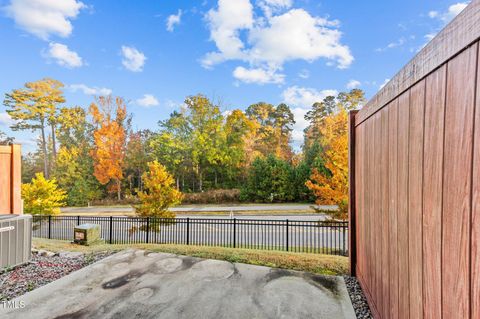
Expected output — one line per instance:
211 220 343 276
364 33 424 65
58 251 84 259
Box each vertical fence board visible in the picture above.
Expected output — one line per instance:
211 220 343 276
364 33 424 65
0 145 22 215
388 100 399 319
471 42 480 319
442 43 477 319
398 90 410 319
380 107 390 319
408 80 425 319
374 113 382 315
422 65 446 319
442 45 477 318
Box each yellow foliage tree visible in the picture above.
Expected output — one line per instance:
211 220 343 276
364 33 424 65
135 161 183 218
305 108 349 220
22 173 67 215
89 96 127 200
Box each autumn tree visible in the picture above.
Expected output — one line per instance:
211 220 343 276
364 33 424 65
4 78 65 177
22 173 67 215
304 90 365 220
224 109 257 183
90 96 127 200
53 106 101 205
246 102 295 161
135 161 183 218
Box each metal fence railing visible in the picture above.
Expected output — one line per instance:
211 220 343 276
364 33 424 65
32 215 348 256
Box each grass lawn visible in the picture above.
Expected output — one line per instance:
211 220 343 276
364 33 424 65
33 238 349 276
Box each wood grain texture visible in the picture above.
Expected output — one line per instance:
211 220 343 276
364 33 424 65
442 43 477 319
348 111 359 275
11 145 22 214
374 113 382 315
0 153 12 214
397 91 410 319
408 80 425 319
388 100 399 319
380 107 390 319
355 0 480 126
422 65 446 319
470 41 480 319
352 5 480 318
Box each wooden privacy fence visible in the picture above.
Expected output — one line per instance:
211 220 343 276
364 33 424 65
0 144 21 215
349 1 480 319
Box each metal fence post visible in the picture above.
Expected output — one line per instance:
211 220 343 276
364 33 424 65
109 216 113 244
48 215 52 239
233 218 237 248
286 219 289 252
146 217 150 243
186 218 190 245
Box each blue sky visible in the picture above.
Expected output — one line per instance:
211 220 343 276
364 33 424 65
0 0 470 151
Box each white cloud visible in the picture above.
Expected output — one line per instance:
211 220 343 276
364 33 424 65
44 42 83 68
203 1 352 84
258 0 292 17
166 9 182 32
69 84 112 96
282 86 338 108
290 107 308 143
202 0 254 68
347 79 361 89
379 78 390 89
376 37 406 52
233 66 284 84
0 112 16 127
429 2 469 23
298 69 309 79
136 94 159 107
121 46 146 72
281 86 338 146
5 0 86 40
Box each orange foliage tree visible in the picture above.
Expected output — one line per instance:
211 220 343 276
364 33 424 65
89 96 127 200
305 107 349 220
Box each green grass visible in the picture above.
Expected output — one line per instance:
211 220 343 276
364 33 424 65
33 238 349 276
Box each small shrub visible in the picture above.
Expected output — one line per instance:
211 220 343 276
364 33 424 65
134 161 183 218
22 173 67 215
181 189 240 204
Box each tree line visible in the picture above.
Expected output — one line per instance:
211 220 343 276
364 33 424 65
2 78 364 219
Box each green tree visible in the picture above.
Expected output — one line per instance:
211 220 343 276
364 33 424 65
22 173 67 215
246 102 295 161
54 106 101 206
240 155 294 202
4 78 65 177
0 130 13 144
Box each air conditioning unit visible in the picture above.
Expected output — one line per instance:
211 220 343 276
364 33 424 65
0 214 32 268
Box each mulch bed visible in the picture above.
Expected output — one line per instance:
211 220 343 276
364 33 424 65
343 275 373 318
0 251 113 301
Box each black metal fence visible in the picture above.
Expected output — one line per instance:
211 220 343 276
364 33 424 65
32 215 348 256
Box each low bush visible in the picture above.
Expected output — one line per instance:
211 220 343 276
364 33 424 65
181 189 240 204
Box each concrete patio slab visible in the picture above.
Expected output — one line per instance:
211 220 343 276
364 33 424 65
1 250 356 319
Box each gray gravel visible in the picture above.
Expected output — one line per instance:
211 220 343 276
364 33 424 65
343 275 373 319
0 251 112 301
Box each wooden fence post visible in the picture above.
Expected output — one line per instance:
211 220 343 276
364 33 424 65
11 145 22 214
348 110 358 276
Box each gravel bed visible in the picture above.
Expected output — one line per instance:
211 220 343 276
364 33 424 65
0 251 113 301
343 275 373 319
